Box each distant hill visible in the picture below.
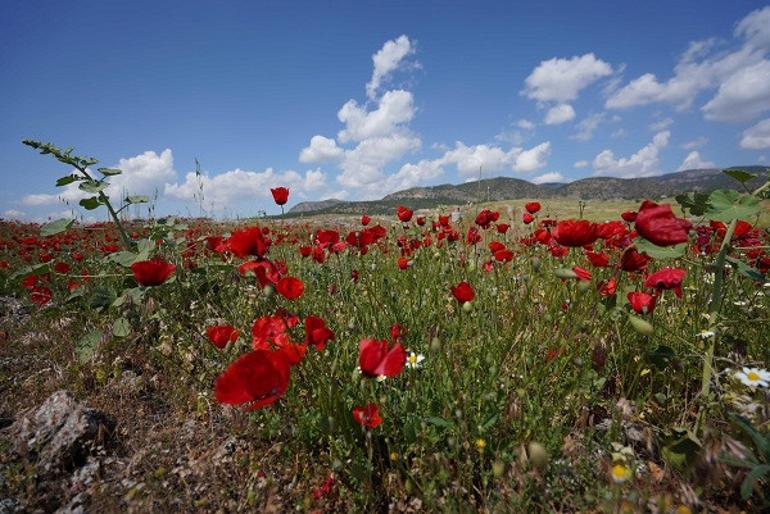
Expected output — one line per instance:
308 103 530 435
286 166 768 216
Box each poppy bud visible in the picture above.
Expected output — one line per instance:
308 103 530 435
492 460 505 477
577 280 591 293
467 261 476 272
326 416 336 432
554 268 578 280
430 336 441 352
527 441 548 469
462 301 473 312
262 284 274 297
628 314 654 336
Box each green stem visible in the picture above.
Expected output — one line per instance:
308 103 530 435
76 165 132 249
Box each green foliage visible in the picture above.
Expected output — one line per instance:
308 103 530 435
706 189 760 222
40 218 74 237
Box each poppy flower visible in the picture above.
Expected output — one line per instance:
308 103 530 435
396 206 413 222
475 209 498 228
525 202 541 214
572 266 592 281
597 277 617 296
359 338 406 378
276 276 304 300
644 268 686 298
620 248 650 272
621 211 637 222
361 214 371 226
29 285 52 306
522 213 535 224
270 187 289 206
207 325 240 349
552 220 598 247
416 215 426 226
451 281 475 303
214 350 291 410
352 403 383 428
304 315 334 351
397 257 409 270
585 250 610 268
496 223 509 234
227 227 268 258
131 258 176 286
634 200 691 247
494 249 514 262
252 313 297 350
628 291 656 314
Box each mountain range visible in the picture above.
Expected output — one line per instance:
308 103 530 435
287 166 769 216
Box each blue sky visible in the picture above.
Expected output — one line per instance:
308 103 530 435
2 1 770 220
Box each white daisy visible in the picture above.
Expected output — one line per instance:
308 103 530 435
697 329 715 339
405 351 425 369
735 367 770 388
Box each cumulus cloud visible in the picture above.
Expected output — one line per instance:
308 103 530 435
299 135 344 163
649 117 674 131
366 35 416 100
740 118 770 149
165 167 328 209
517 119 535 130
574 160 589 169
3 209 25 220
681 136 708 150
22 149 175 208
531 172 565 184
442 142 517 176
677 151 716 170
336 133 421 190
571 113 606 141
607 6 770 120
544 104 576 125
512 142 551 172
523 53 613 102
592 131 670 178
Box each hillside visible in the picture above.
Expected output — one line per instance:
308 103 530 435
287 166 768 216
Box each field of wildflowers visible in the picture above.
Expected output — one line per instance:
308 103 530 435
1 141 769 512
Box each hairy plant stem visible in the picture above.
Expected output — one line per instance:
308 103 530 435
75 165 132 249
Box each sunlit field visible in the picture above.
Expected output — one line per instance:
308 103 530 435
0 142 768 512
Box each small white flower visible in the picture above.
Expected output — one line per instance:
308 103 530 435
697 329 715 339
735 367 770 388
376 375 388 383
405 350 425 369
733 300 748 307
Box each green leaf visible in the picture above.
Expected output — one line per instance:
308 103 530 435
112 287 144 308
661 431 702 471
89 286 116 310
723 169 758 184
112 317 131 338
426 416 454 429
635 238 686 260
98 167 122 176
40 218 74 237
726 257 766 282
706 189 760 222
76 330 103 364
78 180 108 194
10 262 51 280
740 464 770 500
55 175 79 186
126 195 149 204
647 345 675 369
107 251 139 267
675 192 710 216
79 196 101 210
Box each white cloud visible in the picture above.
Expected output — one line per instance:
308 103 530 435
571 112 606 141
544 103 576 125
610 128 626 139
592 131 670 178
574 160 589 169
513 142 551 172
701 60 770 122
366 35 416 100
677 151 715 170
649 117 673 131
442 142 516 176
523 53 613 102
165 167 328 208
336 133 421 190
3 209 25 220
607 7 770 116
22 149 175 208
517 119 535 130
740 118 770 149
337 89 415 143
531 172 564 184
299 135 344 163
681 136 708 149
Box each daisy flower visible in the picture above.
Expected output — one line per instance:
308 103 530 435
735 367 770 388
405 350 425 369
610 463 632 484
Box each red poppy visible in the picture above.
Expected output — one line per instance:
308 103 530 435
131 258 176 286
397 257 409 270
552 219 598 247
496 223 509 234
620 248 650 272
494 249 514 262
396 206 413 222
634 200 691 247
644 268 686 298
572 266 592 281
53 262 71 274
252 313 297 350
621 211 637 223
214 350 291 410
270 187 289 206
597 277 617 297
207 325 240 349
352 403 383 428
276 276 304 300
29 285 52 306
525 202 541 214
416 215 426 226
304 315 334 351
475 209 498 228
628 291 656 314
585 250 610 268
227 227 268 258
451 281 475 303
522 212 535 224
361 214 371 226
359 338 406 378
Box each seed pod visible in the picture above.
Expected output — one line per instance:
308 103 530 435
628 314 654 336
262 284 274 298
462 301 473 312
554 268 578 280
527 441 549 469
430 336 441 353
577 280 591 293
492 460 506 477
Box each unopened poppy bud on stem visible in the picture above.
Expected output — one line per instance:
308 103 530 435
527 441 548 469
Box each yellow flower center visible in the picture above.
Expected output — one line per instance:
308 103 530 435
475 438 487 449
611 463 631 482
747 371 760 381
408 354 417 364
